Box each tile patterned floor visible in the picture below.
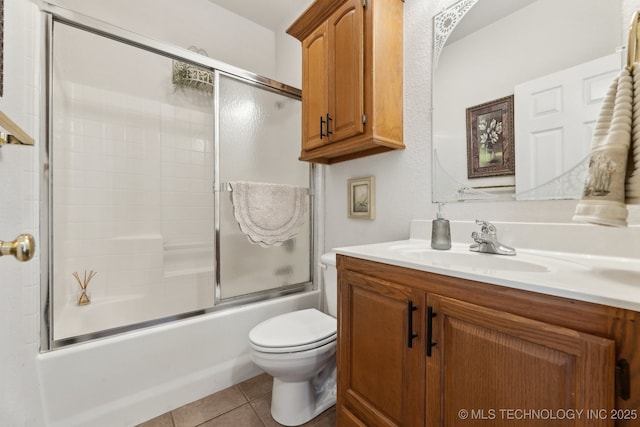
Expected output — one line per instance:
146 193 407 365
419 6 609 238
136 373 336 427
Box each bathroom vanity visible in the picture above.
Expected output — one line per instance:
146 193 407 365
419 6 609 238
335 225 640 426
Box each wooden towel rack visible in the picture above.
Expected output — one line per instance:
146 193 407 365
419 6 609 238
628 10 640 71
0 109 34 146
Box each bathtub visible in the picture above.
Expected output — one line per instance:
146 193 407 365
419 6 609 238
54 295 149 340
53 290 218 341
37 290 320 427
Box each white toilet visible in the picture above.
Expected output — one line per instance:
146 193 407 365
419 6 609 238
249 252 338 426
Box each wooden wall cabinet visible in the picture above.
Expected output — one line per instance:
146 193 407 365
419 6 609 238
287 0 404 164
337 255 638 426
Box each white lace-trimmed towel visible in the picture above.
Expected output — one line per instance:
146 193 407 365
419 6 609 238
573 66 634 227
230 181 308 247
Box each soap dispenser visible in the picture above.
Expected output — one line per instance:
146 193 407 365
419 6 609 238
431 203 451 250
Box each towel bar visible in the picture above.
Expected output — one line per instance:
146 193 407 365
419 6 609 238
0 110 35 146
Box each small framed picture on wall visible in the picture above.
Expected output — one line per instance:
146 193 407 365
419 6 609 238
348 176 375 220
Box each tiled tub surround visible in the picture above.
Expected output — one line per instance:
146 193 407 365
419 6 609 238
52 79 216 339
49 21 311 341
335 220 640 311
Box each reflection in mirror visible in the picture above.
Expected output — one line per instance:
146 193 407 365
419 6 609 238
432 0 622 202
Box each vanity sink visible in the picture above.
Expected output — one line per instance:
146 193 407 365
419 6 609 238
335 221 640 312
390 244 550 273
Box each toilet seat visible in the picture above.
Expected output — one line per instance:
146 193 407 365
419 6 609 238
249 308 336 354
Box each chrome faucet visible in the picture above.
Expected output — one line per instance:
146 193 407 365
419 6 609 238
470 220 516 256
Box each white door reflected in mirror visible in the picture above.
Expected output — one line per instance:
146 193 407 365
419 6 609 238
432 0 622 202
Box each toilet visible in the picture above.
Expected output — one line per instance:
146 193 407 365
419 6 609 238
248 252 338 426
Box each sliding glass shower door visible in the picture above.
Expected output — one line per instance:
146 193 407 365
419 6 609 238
216 73 310 300
46 15 311 347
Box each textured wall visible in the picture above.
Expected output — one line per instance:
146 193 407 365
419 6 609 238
323 0 640 252
1 0 639 425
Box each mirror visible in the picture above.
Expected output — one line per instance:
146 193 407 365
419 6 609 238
432 0 622 202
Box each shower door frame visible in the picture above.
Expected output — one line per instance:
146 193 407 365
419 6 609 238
40 3 316 351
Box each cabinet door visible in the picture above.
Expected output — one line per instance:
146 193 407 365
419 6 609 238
426 295 616 427
328 0 364 143
338 270 425 426
301 21 328 151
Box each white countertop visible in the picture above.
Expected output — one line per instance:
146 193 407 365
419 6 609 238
335 238 640 312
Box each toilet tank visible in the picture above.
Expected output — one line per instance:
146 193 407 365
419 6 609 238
320 252 337 317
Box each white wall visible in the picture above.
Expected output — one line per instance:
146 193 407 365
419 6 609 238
323 0 640 252
48 0 278 80
2 0 639 425
0 0 41 424
0 0 305 425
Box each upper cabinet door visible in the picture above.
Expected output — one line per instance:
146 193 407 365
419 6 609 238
328 0 364 143
301 22 329 151
288 0 404 164
426 294 616 427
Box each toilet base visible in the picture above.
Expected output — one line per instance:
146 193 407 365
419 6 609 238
270 365 337 426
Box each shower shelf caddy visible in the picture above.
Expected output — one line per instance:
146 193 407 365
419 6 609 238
172 46 214 92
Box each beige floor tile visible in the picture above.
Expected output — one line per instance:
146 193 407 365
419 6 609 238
250 393 336 427
239 373 273 401
136 375 335 427
171 386 247 427
199 404 265 427
136 412 174 427
308 408 336 427
249 394 276 426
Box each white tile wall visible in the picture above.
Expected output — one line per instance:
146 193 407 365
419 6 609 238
0 1 306 425
51 80 216 339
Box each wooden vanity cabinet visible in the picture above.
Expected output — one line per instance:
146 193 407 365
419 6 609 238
287 0 404 164
338 268 426 426
427 295 615 427
337 255 639 427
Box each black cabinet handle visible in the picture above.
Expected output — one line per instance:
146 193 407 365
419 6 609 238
319 116 326 139
426 306 437 357
407 300 418 348
616 359 631 400
326 113 333 136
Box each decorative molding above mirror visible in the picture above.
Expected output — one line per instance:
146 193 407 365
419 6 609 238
432 0 623 202
433 0 477 67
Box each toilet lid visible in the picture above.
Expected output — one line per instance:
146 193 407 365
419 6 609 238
249 308 336 352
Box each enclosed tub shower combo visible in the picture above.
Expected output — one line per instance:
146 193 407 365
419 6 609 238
40 4 315 349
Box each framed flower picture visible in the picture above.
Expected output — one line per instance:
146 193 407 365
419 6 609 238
466 95 515 178
348 176 375 219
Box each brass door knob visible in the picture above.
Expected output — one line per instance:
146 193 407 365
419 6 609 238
0 234 35 262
